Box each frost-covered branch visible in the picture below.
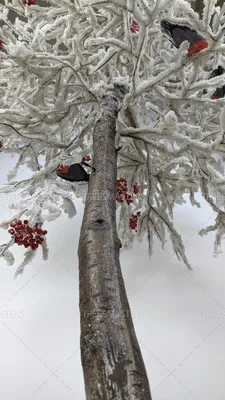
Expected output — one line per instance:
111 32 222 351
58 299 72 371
0 0 225 271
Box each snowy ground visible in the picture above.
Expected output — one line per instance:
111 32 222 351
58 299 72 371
0 153 224 400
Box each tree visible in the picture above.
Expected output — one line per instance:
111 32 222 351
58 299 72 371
0 0 225 398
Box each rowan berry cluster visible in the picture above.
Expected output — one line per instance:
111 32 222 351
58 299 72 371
116 178 138 205
23 0 36 5
130 18 139 33
116 178 141 231
81 155 91 164
0 40 4 51
8 220 47 251
120 18 139 33
129 212 141 232
133 183 138 195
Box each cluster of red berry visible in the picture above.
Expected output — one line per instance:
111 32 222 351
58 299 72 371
8 220 47 251
0 40 4 52
130 18 139 33
116 178 141 231
116 178 138 205
81 155 91 164
120 18 139 33
129 212 141 231
133 183 138 195
23 0 36 5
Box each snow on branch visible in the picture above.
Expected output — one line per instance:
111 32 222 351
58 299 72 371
0 0 225 272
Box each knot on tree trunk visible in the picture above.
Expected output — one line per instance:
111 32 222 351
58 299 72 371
89 219 110 230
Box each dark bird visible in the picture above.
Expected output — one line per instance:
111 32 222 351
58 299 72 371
209 65 225 99
161 20 208 57
202 65 225 99
210 65 224 78
56 162 92 182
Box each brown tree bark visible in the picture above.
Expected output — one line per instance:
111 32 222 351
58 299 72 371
78 85 152 400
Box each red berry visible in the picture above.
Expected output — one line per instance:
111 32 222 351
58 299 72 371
133 184 138 195
15 234 23 240
17 220 22 225
8 229 15 235
81 155 91 163
42 230 47 235
24 220 28 224
10 222 16 228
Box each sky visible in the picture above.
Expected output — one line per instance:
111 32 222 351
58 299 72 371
0 152 225 400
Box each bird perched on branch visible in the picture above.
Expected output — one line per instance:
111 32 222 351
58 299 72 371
161 20 208 57
56 163 90 182
202 66 225 99
210 65 225 99
56 155 94 182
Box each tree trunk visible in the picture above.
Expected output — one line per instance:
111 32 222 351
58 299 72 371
78 85 152 400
